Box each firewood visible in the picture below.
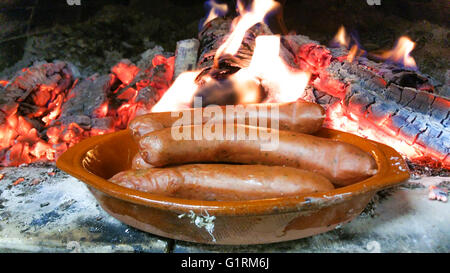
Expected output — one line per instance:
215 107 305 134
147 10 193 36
173 38 200 80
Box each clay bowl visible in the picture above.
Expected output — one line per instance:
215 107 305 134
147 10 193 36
56 128 410 245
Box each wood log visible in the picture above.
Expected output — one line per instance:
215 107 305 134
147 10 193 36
281 35 449 166
196 17 273 81
173 38 200 80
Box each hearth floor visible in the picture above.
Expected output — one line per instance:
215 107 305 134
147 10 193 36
0 164 448 253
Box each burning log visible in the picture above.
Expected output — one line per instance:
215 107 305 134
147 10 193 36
281 35 450 167
197 17 273 81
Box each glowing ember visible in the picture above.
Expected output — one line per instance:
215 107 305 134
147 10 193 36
325 102 447 166
0 55 174 167
378 36 417 69
13 177 24 186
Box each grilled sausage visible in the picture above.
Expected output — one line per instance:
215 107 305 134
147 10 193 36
109 164 335 201
129 100 325 139
139 124 378 186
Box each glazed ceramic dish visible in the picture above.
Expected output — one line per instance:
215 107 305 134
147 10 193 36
56 128 410 245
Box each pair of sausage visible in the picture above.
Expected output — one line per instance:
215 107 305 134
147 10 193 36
138 124 377 186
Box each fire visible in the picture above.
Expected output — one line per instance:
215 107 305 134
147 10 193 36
246 35 310 102
153 1 309 112
202 0 229 27
331 26 350 48
330 26 363 63
378 36 417 69
347 45 358 63
214 0 280 66
332 27 417 69
151 71 202 112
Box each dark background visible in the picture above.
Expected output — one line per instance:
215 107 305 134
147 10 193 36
0 0 448 81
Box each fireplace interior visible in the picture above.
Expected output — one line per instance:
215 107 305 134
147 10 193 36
0 0 448 252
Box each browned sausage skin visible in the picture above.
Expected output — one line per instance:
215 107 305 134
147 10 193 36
131 153 153 170
129 100 325 139
139 124 378 186
109 164 335 201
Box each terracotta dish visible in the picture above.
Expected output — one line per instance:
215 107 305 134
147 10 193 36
56 128 410 245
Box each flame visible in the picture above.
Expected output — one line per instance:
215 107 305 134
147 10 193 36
202 0 228 27
247 35 310 102
0 80 8 87
153 2 309 112
227 69 262 104
331 26 350 48
151 71 202 112
213 0 280 66
152 34 310 111
378 36 417 69
347 45 358 63
330 26 363 63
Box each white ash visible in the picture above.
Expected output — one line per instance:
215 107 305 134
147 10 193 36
178 210 216 242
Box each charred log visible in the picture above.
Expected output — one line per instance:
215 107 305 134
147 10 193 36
196 17 272 81
58 74 111 130
194 17 275 106
282 36 450 167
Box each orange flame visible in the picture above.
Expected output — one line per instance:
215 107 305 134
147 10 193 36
332 26 350 48
151 71 202 112
203 0 229 27
246 35 310 102
152 2 310 112
331 26 363 63
378 36 417 69
213 0 280 67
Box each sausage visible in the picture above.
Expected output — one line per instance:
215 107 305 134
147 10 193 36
109 164 335 201
131 153 153 170
129 100 325 139
139 124 378 186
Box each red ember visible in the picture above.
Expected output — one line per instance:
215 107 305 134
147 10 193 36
0 55 175 167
